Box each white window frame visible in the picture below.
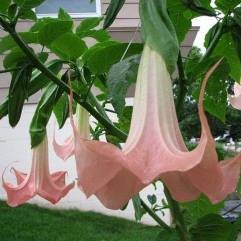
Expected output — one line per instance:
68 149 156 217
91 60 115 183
36 0 101 18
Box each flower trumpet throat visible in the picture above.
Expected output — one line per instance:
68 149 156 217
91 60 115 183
3 135 74 207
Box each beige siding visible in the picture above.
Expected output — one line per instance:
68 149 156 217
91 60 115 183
0 0 199 103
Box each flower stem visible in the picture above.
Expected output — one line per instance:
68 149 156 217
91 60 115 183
176 52 187 118
164 187 190 241
140 199 171 230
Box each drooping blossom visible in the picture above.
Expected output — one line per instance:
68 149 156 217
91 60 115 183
229 81 241 110
54 44 241 209
2 135 75 207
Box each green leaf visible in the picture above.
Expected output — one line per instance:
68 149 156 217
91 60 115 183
213 32 241 80
215 0 240 13
58 8 72 21
155 229 179 241
132 195 146 222
13 0 45 9
140 0 179 73
50 32 87 60
53 93 69 129
232 25 241 63
103 0 126 29
3 48 26 69
19 9 37 21
182 0 216 16
8 3 18 19
77 29 111 42
76 17 103 33
0 60 63 120
38 19 73 46
116 106 133 133
190 214 236 241
204 22 221 49
182 194 224 223
107 55 140 115
0 0 11 13
147 194 157 205
193 58 230 122
167 0 192 43
83 41 143 74
30 83 61 148
234 7 241 27
8 65 33 127
29 60 63 94
0 32 39 54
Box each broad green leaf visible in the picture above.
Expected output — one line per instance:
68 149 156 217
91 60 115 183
8 65 32 127
19 9 37 21
38 19 73 46
215 0 240 13
77 29 111 42
0 0 11 13
53 93 69 129
182 194 224 223
83 41 143 74
231 26 241 63
0 32 39 54
103 0 126 29
107 55 140 115
167 0 192 43
30 83 61 148
182 0 216 16
13 0 45 9
234 7 241 27
156 229 179 241
132 195 146 222
193 59 230 122
58 8 72 21
204 22 221 49
213 32 241 80
116 106 133 133
0 60 63 120
3 48 26 69
8 3 18 19
140 0 179 73
50 32 87 60
190 214 236 241
76 17 103 33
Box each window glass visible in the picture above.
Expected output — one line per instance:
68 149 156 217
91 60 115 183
36 0 97 15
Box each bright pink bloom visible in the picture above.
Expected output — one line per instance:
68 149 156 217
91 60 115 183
229 82 241 110
3 135 74 207
54 45 241 209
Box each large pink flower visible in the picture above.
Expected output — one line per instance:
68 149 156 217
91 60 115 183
54 45 241 209
3 135 74 207
229 81 241 110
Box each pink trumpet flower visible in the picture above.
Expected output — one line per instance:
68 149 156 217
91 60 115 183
229 81 241 110
54 44 241 210
2 135 75 207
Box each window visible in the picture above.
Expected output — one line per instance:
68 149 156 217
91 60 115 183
36 0 101 18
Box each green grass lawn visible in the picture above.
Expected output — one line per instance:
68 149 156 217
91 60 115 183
0 201 160 241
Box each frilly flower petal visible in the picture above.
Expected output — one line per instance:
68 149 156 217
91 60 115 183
229 82 241 110
3 135 74 207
